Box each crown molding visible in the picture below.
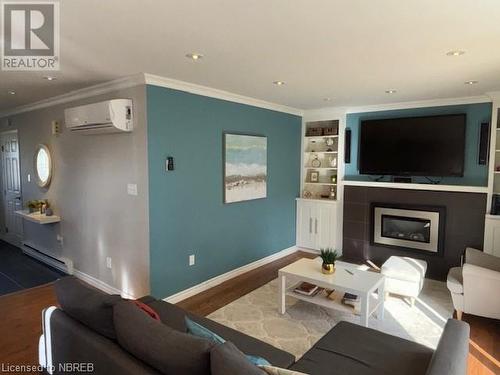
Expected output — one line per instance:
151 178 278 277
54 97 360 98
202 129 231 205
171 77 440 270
0 72 303 118
486 91 500 102
144 73 303 116
0 73 146 118
304 95 492 119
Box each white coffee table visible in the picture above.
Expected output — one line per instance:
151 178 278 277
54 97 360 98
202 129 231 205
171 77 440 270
278 258 385 327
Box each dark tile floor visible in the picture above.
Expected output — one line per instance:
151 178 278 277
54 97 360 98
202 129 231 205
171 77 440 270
0 240 65 296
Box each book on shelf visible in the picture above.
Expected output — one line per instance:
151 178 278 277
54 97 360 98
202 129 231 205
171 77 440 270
342 292 360 310
294 282 319 296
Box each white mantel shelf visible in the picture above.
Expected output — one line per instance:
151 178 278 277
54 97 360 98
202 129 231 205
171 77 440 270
343 180 488 194
15 210 61 224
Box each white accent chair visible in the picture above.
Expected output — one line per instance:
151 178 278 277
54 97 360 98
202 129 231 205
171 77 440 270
381 256 428 306
447 247 500 320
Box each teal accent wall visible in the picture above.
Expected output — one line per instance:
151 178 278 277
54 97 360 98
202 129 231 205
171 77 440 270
345 103 492 186
147 85 302 298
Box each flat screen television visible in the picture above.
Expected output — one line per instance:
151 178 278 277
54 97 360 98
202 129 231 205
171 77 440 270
359 114 466 177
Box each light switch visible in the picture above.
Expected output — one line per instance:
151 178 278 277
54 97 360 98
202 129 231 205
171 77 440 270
127 183 138 196
27 174 31 182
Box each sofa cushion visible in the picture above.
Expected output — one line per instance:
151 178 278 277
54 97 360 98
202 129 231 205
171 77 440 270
447 267 463 294
113 301 213 375
145 299 296 368
211 341 265 375
54 276 123 340
381 256 427 283
289 321 433 375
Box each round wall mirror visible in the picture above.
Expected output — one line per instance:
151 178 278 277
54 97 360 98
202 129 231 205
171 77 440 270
34 144 52 188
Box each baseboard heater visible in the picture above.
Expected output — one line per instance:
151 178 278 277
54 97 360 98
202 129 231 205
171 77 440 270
22 243 73 275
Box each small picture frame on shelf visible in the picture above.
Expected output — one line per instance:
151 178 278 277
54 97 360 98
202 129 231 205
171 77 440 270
310 171 319 182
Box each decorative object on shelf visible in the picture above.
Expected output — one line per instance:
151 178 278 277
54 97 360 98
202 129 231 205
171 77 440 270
224 133 267 204
329 155 337 168
310 171 319 183
34 144 53 188
329 186 336 200
323 125 338 136
309 140 316 152
45 207 54 216
320 194 330 199
325 137 335 152
331 175 337 184
306 127 323 137
303 190 312 199
27 200 41 213
311 156 321 168
320 248 338 274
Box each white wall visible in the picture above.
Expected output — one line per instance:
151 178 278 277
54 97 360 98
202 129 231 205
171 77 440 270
0 85 149 297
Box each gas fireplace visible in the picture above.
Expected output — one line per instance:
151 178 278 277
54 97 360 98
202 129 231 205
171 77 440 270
371 203 445 254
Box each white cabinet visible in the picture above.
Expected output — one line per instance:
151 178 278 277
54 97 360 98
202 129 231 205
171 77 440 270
484 215 500 257
297 199 338 251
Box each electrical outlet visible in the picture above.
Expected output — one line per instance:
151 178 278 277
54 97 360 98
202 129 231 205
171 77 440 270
106 257 112 269
189 254 195 266
56 234 64 245
127 183 138 196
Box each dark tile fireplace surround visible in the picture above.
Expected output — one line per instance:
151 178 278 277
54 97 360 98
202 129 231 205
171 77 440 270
343 186 486 280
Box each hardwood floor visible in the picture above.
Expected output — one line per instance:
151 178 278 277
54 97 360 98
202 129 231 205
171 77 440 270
177 250 316 315
0 251 498 375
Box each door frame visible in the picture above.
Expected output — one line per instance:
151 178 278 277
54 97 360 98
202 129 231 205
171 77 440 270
0 129 23 246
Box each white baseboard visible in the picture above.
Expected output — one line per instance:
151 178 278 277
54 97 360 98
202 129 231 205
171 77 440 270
71 269 134 298
297 247 320 255
21 242 133 298
164 245 299 304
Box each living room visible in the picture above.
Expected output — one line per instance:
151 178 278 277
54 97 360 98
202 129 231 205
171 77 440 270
0 1 499 375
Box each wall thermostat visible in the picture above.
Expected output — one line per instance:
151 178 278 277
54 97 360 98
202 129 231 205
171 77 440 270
166 157 174 171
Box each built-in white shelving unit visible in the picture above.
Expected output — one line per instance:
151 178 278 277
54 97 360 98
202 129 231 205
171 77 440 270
296 114 345 253
302 120 340 201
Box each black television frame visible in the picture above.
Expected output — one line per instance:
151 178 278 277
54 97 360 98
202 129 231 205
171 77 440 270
358 113 466 177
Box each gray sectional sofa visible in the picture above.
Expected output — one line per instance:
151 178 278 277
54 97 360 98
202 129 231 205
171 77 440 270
39 277 470 375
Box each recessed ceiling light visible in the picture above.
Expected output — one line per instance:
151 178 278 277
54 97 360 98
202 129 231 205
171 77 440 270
385 89 397 94
273 81 286 86
7 90 16 95
446 50 466 56
43 76 57 81
185 53 203 60
464 80 478 85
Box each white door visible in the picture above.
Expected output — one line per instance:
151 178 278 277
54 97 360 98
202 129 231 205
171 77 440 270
297 200 316 249
1 131 22 245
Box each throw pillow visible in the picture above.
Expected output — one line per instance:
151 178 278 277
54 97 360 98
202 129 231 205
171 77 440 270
114 301 213 375
132 300 160 321
54 276 123 339
259 365 309 375
185 316 271 366
211 341 265 375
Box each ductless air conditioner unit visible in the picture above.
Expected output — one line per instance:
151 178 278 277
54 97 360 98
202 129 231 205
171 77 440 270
64 99 133 134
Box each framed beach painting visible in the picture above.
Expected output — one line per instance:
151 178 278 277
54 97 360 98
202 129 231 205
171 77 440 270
224 133 267 203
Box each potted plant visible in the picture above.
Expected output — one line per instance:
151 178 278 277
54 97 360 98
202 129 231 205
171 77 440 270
320 248 338 274
27 200 40 213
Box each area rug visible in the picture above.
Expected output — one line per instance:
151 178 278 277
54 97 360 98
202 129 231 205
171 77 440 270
208 277 454 359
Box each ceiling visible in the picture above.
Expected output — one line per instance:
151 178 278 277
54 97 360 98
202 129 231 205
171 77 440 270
1 0 500 113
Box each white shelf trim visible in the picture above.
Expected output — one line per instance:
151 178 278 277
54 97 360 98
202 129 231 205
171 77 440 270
15 210 61 224
343 180 488 193
304 182 337 186
304 151 338 154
